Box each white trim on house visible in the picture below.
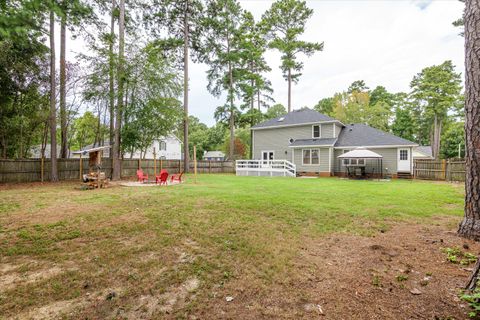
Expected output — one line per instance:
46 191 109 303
328 148 332 172
334 144 418 149
312 124 321 138
289 144 335 148
292 148 295 163
333 124 336 137
251 120 345 131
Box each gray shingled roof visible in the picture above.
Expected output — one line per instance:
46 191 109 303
335 124 417 147
415 146 433 157
252 108 335 129
289 138 337 147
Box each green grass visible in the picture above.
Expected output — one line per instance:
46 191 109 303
0 175 464 317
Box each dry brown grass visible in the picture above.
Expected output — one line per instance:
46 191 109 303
0 175 472 319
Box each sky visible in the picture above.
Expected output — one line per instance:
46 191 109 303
67 0 465 127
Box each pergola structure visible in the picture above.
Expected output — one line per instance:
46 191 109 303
338 147 384 179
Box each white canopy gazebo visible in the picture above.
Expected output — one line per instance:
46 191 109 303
338 147 384 179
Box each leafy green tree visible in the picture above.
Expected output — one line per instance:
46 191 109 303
330 90 391 131
145 0 204 172
261 0 323 112
238 109 264 128
410 60 463 158
71 111 98 150
314 98 334 116
236 11 273 113
195 0 246 160
370 85 394 107
440 121 465 159
121 43 183 158
264 103 287 120
0 1 49 159
391 93 416 142
347 80 369 94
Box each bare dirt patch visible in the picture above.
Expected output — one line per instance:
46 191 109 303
197 218 479 319
122 278 200 319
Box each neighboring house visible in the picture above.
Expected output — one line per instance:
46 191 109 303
124 135 182 160
29 144 65 158
71 135 182 160
413 146 434 159
250 108 418 178
203 151 225 161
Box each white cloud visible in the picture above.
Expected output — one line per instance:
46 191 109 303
65 0 465 126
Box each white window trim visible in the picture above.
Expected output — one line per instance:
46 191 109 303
312 124 321 139
261 150 275 161
302 148 320 166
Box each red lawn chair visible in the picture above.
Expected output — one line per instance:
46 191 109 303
170 172 184 183
136 169 148 183
155 170 169 185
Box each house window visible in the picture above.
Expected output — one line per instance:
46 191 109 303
311 149 319 164
312 125 320 138
160 141 167 151
400 149 408 160
303 149 320 165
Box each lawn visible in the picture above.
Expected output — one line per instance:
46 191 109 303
0 175 471 319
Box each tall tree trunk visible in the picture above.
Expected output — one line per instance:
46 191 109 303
227 38 234 160
112 0 124 180
49 10 58 182
60 15 68 158
288 68 292 112
458 0 480 241
1 134 6 158
183 1 190 173
109 0 115 154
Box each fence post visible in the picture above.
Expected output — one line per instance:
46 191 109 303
209 160 212 174
153 147 157 177
41 157 45 182
442 159 447 180
79 155 82 181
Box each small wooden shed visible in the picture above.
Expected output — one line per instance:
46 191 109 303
72 146 111 188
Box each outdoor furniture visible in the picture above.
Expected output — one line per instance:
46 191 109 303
170 172 184 183
137 169 149 183
338 147 383 180
155 170 169 185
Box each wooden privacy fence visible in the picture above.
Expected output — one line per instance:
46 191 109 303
0 159 235 183
414 159 465 182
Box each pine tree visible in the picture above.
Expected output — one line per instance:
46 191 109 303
261 0 323 112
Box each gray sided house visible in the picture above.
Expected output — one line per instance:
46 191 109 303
251 109 417 178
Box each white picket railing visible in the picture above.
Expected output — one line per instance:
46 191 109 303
235 159 296 177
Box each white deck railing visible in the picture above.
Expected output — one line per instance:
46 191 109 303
235 160 296 177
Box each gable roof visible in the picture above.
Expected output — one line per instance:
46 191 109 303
251 108 336 130
415 146 433 157
335 123 417 148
